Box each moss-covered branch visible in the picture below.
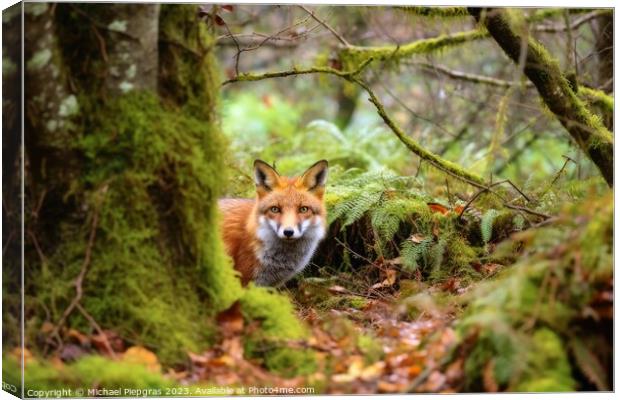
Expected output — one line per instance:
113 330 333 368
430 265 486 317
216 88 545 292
223 62 486 187
341 30 488 65
398 6 469 18
578 86 614 115
470 8 614 186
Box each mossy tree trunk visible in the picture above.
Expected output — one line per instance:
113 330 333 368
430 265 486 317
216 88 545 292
22 3 243 365
100 4 160 94
469 8 614 187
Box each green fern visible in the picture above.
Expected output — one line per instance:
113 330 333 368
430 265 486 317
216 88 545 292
481 209 500 244
370 198 430 246
400 237 434 271
429 237 448 280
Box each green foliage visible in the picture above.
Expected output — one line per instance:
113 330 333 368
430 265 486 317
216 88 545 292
480 209 499 244
323 168 479 282
357 334 384 363
455 193 612 391
240 285 317 377
3 355 170 393
220 96 413 196
400 238 433 271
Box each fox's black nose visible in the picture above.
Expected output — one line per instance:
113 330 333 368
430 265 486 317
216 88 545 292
283 229 294 238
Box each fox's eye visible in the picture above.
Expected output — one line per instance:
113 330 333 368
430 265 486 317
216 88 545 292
299 206 309 213
270 206 281 213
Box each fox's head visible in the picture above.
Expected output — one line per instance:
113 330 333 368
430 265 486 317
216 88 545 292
253 159 328 241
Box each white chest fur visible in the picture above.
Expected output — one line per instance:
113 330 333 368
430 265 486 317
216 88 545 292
255 216 325 287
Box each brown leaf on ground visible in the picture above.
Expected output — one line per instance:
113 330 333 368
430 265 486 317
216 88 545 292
91 329 124 354
216 300 244 337
371 269 397 290
67 328 90 346
10 347 34 366
123 346 161 372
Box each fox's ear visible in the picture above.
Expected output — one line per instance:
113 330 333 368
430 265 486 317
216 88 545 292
299 160 328 197
254 160 280 197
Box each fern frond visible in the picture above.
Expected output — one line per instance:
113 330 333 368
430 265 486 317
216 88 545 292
400 237 434 271
481 209 500 243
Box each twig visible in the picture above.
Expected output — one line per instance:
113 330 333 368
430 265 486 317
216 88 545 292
550 155 576 186
46 194 102 351
411 61 533 89
535 10 612 33
299 5 350 47
458 187 490 219
27 230 47 263
76 303 116 358
222 57 373 85
2 231 15 256
458 179 538 220
372 68 458 138
221 20 242 76
504 204 552 219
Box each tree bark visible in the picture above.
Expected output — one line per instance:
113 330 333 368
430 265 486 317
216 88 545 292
469 8 614 187
99 4 160 94
25 3 77 151
594 13 613 92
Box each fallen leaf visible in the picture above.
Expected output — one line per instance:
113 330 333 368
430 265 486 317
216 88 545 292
371 269 397 290
428 203 450 215
123 346 161 372
328 285 349 295
91 330 124 354
217 301 244 337
409 233 426 244
67 329 90 346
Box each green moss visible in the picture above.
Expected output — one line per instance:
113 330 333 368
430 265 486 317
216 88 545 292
2 355 171 394
340 29 488 68
320 294 369 311
399 6 469 17
578 86 614 116
241 285 307 340
159 4 219 119
357 334 384 363
515 329 576 392
240 285 316 376
30 90 241 365
263 348 317 378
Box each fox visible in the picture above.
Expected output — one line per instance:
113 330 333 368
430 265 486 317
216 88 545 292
219 159 329 287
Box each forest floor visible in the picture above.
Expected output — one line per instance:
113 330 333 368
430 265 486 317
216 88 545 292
175 269 475 394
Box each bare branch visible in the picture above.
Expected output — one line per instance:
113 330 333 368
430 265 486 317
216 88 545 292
535 10 612 33
299 5 350 47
